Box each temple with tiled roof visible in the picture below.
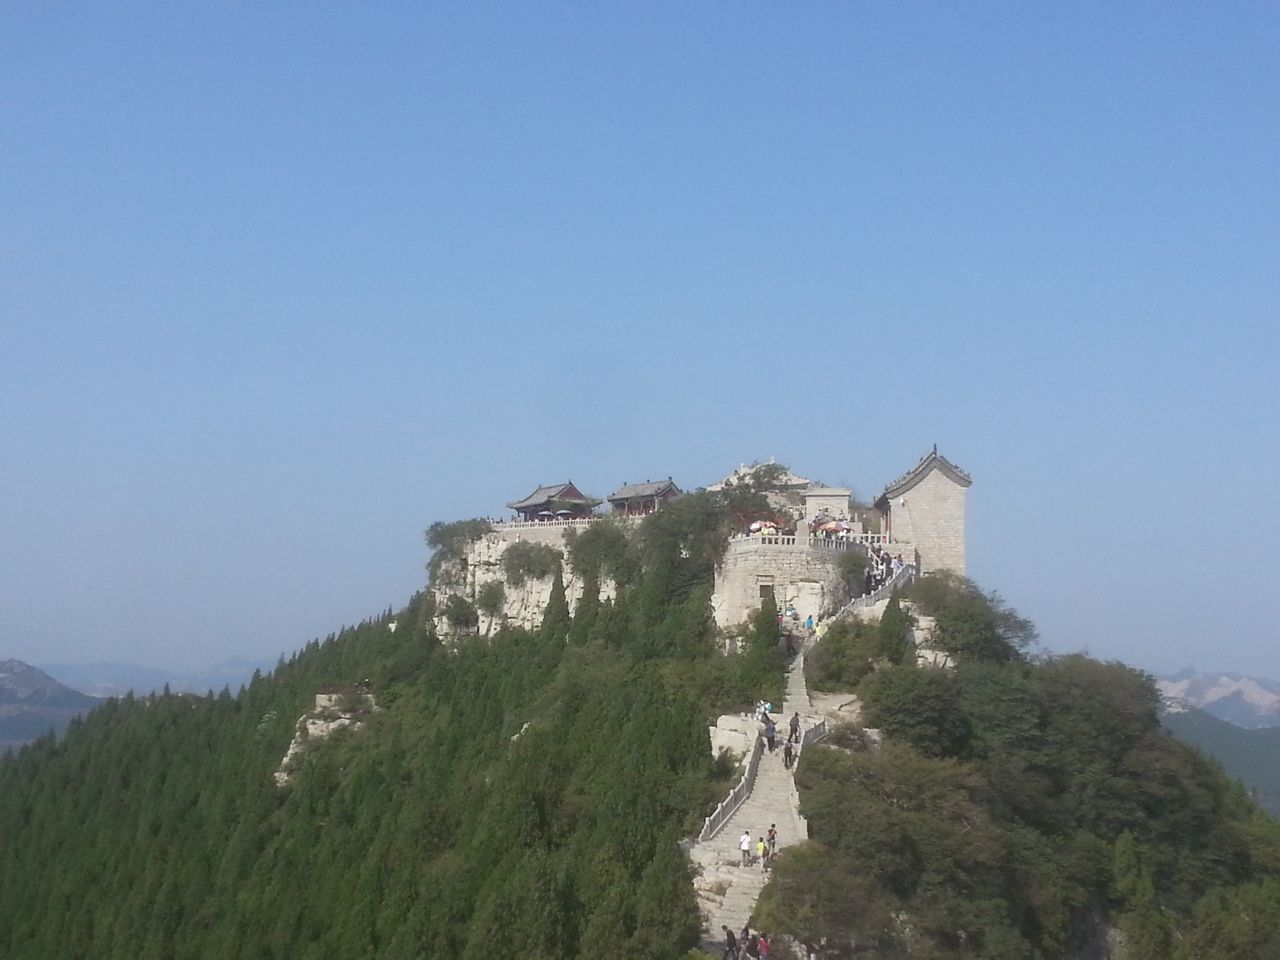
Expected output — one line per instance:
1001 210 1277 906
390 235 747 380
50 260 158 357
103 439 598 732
607 479 682 517
505 481 601 522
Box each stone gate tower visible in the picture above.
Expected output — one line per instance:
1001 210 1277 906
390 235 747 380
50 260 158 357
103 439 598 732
875 447 972 576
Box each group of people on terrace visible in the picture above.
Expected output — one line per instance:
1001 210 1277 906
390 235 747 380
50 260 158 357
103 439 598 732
807 513 866 543
744 518 793 537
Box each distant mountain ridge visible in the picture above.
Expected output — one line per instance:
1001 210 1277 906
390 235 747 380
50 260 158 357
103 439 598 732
37 657 274 699
0 660 99 752
1157 667 1280 729
0 660 96 709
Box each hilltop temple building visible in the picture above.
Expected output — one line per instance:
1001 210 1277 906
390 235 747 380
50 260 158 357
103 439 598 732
606 479 682 517
505 481 600 522
873 447 971 575
437 450 972 636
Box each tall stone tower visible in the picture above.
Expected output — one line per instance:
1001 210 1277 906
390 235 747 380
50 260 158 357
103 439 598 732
875 447 972 575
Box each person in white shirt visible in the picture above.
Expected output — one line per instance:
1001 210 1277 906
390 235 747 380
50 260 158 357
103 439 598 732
739 830 752 866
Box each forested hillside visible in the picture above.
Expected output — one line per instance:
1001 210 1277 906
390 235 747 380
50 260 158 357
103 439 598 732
760 576 1280 958
1163 706 1280 816
0 492 783 960
5 486 1280 959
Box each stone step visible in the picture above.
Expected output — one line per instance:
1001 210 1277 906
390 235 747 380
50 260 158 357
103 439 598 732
691 654 817 942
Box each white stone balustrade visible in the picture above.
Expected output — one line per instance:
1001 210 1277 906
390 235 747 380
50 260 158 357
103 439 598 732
728 533 895 551
492 517 601 530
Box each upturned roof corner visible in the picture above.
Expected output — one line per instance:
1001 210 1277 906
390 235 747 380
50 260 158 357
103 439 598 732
607 479 681 502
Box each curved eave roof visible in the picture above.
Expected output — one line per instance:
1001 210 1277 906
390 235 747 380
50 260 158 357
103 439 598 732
506 482 600 511
876 450 972 504
607 479 680 502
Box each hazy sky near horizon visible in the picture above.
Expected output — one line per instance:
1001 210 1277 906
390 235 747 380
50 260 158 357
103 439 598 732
2 3 1277 677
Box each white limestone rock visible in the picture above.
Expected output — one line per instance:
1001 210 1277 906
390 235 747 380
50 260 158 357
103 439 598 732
273 693 376 787
709 714 757 761
431 529 616 637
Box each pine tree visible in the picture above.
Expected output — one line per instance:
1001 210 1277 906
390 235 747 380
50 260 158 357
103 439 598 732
877 593 913 663
568 573 599 646
541 567 571 643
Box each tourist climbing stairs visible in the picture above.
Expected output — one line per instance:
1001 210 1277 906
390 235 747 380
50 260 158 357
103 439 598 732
688 646 826 952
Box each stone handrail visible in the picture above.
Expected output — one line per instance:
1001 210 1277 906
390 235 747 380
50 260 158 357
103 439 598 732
822 563 917 627
794 716 829 766
698 730 765 842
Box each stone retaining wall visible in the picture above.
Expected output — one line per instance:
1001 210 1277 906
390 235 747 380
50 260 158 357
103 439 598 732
711 539 849 629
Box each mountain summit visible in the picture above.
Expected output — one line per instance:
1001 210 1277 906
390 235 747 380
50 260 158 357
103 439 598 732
0 660 96 709
0 660 98 751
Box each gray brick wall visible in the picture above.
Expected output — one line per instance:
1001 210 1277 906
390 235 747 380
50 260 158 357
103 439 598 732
889 469 966 575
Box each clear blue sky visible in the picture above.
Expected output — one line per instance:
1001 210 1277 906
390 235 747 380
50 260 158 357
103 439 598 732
2 3 1277 676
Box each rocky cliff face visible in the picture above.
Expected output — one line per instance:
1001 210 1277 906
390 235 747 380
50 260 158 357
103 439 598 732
430 530 615 637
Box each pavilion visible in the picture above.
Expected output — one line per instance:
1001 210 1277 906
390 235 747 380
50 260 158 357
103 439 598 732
606 478 682 517
505 481 601 522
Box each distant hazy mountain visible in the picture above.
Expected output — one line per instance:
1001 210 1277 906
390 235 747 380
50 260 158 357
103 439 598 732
1163 705 1280 816
36 657 273 699
0 660 99 753
1157 666 1280 729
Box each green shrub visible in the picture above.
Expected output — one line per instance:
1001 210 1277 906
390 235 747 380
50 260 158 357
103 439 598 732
837 548 869 594
906 571 1035 663
1176 879 1280 959
475 580 506 618
877 593 914 664
443 593 478 632
502 541 563 586
806 617 880 691
565 519 635 585
807 600 914 692
860 664 971 758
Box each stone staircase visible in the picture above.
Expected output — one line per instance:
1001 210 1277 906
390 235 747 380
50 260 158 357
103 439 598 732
689 650 819 951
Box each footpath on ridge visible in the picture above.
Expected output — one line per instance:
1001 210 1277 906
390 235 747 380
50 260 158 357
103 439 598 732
688 644 822 952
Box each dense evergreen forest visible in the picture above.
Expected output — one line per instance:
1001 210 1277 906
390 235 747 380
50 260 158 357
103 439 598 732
3 478 1280 958
0 490 784 960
